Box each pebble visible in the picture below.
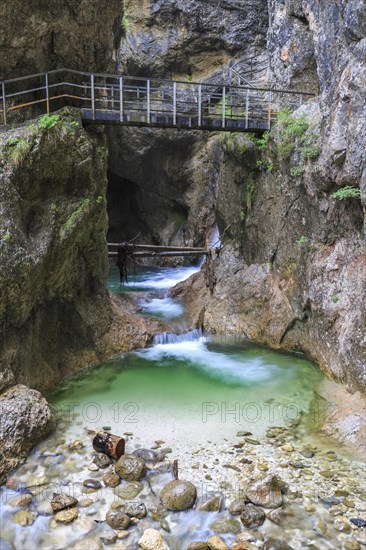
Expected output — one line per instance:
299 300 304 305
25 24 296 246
240 504 266 528
160 480 197 511
237 431 252 437
350 518 366 528
114 482 143 500
14 510 37 526
8 493 32 507
103 471 120 488
106 509 131 530
138 529 169 550
281 444 294 452
209 515 242 534
83 479 102 492
51 493 78 513
207 535 228 550
299 448 314 458
69 440 84 451
187 543 209 550
319 470 334 478
54 508 78 524
88 463 99 472
245 438 261 445
93 452 112 469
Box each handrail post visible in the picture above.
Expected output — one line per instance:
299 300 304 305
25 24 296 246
198 84 202 126
245 88 250 129
45 72 50 115
91 73 95 120
147 79 151 123
111 83 114 111
173 82 177 125
267 89 272 129
119 77 123 122
222 86 226 128
2 81 7 126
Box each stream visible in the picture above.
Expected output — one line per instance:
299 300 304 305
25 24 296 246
0 265 365 550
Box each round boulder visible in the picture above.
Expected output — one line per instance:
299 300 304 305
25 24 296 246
115 454 146 481
160 480 197 511
106 509 131 530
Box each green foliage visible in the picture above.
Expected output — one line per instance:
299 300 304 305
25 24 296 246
222 133 251 156
6 137 20 147
96 195 103 204
38 114 60 130
330 186 361 201
277 108 309 160
332 294 339 304
186 74 193 82
7 138 31 166
70 120 79 128
301 145 321 159
290 166 305 177
64 198 91 231
254 131 270 151
296 235 308 245
3 232 11 243
245 181 256 211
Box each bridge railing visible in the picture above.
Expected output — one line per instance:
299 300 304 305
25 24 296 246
0 69 315 131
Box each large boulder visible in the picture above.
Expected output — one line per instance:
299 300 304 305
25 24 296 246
160 480 197 511
0 384 54 483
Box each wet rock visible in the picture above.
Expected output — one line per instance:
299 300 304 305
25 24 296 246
103 471 120 488
334 518 352 533
232 544 257 550
75 538 102 550
69 440 84 451
160 480 197 511
114 482 143 500
14 509 37 526
320 496 341 508
246 476 283 508
223 464 241 472
160 518 170 532
88 463 99 472
79 498 95 508
133 448 169 463
350 518 366 528
138 528 169 550
196 494 224 512
236 531 264 543
54 507 78 523
93 452 112 469
83 479 102 492
124 502 147 519
0 385 55 484
149 502 169 521
209 516 241 534
51 493 78 513
299 449 315 458
267 506 293 525
263 538 294 550
115 455 147 481
187 543 209 550
207 535 228 550
245 439 260 445
106 509 131 530
99 525 118 545
228 499 248 515
281 444 294 453
237 431 252 437
240 504 266 528
319 470 334 478
8 493 32 507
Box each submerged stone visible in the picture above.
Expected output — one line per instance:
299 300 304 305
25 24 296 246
54 507 78 523
209 515 242 534
51 493 78 512
207 535 228 550
246 475 283 508
240 504 266 528
106 509 131 530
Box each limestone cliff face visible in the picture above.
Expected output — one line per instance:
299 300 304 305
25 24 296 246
0 0 121 80
119 0 268 80
0 111 158 394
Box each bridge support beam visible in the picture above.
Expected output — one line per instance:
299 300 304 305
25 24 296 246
91 74 95 120
198 84 202 127
147 79 151 124
1 81 6 126
222 86 226 128
173 82 177 125
119 77 123 122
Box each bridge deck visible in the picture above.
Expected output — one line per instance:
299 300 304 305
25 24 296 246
0 68 315 132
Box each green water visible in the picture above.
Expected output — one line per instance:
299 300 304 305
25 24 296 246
49 265 323 444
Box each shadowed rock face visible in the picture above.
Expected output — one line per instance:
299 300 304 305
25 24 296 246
0 111 162 394
0 0 121 79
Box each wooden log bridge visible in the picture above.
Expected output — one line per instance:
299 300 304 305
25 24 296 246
108 242 209 259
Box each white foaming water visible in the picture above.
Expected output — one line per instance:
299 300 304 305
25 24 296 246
153 328 203 344
124 265 199 290
137 333 281 384
139 296 185 319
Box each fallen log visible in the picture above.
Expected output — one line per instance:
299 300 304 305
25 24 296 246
92 431 125 459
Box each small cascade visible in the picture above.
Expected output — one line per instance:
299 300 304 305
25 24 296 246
153 328 203 345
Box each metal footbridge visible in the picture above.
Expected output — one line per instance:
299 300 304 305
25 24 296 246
0 68 314 132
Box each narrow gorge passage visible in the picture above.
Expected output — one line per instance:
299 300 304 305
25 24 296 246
1 265 364 549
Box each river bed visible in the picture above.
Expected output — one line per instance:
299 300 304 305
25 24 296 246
0 265 365 550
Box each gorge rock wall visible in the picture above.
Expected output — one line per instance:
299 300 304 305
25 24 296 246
0 0 121 79
0 111 158 396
